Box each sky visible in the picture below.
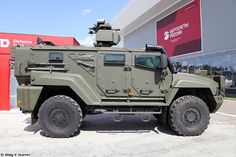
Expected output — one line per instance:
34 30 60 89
0 0 129 46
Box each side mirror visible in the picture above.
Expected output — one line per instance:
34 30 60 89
160 54 168 69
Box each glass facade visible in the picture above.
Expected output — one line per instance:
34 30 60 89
172 50 236 95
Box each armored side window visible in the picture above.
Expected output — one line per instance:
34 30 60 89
135 55 162 69
49 52 63 63
104 54 125 65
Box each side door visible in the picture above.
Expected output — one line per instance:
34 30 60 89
131 52 165 97
97 51 130 97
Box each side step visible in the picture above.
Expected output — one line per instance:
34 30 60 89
92 106 162 122
103 110 162 123
110 113 156 123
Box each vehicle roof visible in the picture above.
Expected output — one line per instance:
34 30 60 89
14 45 148 52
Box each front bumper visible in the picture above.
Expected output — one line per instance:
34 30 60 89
212 95 224 113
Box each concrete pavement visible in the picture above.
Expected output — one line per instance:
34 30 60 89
0 99 235 157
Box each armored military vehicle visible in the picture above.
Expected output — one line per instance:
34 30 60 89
11 20 224 138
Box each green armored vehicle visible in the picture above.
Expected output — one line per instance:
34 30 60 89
11 20 224 137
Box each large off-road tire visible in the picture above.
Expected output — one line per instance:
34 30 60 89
168 95 210 136
38 95 83 138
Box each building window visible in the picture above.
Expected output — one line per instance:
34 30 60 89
172 51 236 90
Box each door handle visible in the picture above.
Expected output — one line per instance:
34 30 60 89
140 90 153 95
106 89 120 94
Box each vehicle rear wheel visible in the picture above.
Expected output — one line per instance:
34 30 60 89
168 95 210 136
38 95 82 138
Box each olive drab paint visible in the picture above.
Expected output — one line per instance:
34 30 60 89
11 20 224 137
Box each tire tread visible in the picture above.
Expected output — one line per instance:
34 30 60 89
168 95 210 136
38 95 82 138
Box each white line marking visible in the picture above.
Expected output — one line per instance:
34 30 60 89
10 95 16 98
217 112 236 118
215 122 230 124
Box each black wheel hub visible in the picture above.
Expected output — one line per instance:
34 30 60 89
49 108 71 129
182 108 200 127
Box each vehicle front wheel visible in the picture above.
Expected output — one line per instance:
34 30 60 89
38 95 83 138
168 95 210 136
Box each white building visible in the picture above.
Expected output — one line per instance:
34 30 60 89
112 0 236 95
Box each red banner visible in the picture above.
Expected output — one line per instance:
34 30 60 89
156 0 201 57
0 33 79 55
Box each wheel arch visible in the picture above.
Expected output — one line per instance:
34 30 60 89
32 86 87 123
172 88 217 113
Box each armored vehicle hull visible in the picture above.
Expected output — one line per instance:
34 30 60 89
12 21 224 137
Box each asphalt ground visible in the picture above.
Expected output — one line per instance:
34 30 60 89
0 99 235 157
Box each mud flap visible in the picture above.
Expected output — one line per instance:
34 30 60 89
158 107 168 126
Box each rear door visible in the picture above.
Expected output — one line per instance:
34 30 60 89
97 51 129 97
